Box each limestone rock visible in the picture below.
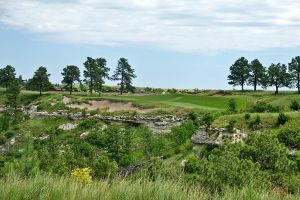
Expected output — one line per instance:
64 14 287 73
80 132 90 140
59 123 77 130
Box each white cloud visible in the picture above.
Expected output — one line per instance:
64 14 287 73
1 0 300 52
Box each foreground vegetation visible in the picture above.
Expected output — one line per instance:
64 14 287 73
1 174 299 200
0 81 300 199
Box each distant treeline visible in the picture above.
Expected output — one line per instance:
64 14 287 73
0 57 136 95
228 56 300 94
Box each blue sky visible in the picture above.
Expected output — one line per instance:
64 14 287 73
0 0 300 89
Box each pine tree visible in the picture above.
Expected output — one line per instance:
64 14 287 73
0 65 16 88
62 65 81 95
5 79 21 124
248 59 267 91
267 63 290 94
83 57 110 95
27 67 51 96
94 58 110 95
112 58 137 95
288 56 300 94
228 57 250 91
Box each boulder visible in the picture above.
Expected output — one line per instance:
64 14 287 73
59 123 77 130
80 132 90 140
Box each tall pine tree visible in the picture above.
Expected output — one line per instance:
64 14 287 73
113 58 136 95
27 67 51 96
83 57 110 95
288 56 300 94
228 57 250 91
0 65 16 88
267 63 290 94
61 65 81 95
248 59 267 91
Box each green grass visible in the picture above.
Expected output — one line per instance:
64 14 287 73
0 174 298 200
213 111 300 130
100 94 249 111
2 89 300 113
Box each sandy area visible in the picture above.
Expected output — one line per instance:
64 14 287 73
63 96 153 113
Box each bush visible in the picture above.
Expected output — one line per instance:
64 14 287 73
277 113 289 126
244 113 251 120
4 130 15 138
290 99 300 111
202 113 214 130
171 121 197 145
277 120 300 148
250 102 281 113
78 118 100 130
228 99 237 113
242 132 293 174
93 155 118 178
248 115 261 130
226 119 236 133
184 153 262 191
0 135 5 145
71 167 93 184
187 111 198 122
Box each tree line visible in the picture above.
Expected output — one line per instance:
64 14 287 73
228 56 300 94
0 57 136 96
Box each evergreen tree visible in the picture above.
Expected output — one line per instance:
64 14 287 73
267 63 290 94
27 67 51 96
0 65 16 88
83 57 110 95
5 79 21 124
248 59 267 91
61 65 81 95
228 57 250 91
112 58 137 95
18 75 26 87
94 58 110 95
84 57 97 95
288 56 300 94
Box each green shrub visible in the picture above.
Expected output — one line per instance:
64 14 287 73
250 101 281 113
184 153 262 191
93 155 118 178
244 113 251 120
0 135 5 145
171 121 197 145
226 119 236 133
228 99 237 113
277 120 300 148
202 113 214 130
248 115 261 130
277 113 289 126
78 118 100 130
242 132 293 174
4 130 15 138
290 99 300 111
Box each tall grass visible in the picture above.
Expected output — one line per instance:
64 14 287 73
0 174 298 200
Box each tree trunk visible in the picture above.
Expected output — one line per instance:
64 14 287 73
241 84 244 91
254 76 257 91
297 73 300 94
70 84 72 95
39 86 42 96
90 79 93 95
120 75 124 95
275 86 279 94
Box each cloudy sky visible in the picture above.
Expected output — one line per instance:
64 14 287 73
0 0 300 89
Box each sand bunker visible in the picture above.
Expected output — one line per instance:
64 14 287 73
63 96 153 113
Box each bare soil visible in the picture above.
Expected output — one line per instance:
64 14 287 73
63 96 153 113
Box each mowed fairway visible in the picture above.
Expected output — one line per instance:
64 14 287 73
101 94 249 111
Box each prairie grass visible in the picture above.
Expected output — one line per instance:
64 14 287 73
0 174 298 200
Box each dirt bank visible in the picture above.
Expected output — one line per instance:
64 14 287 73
63 96 153 113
